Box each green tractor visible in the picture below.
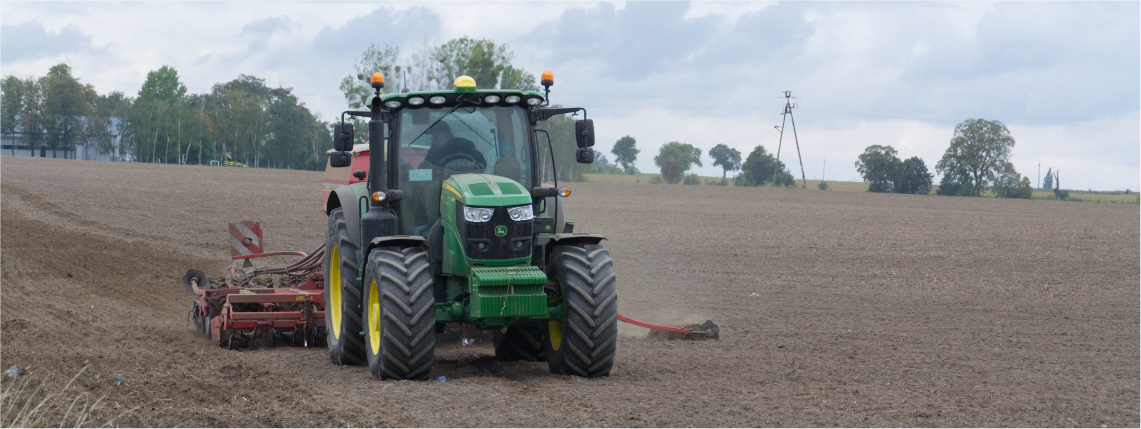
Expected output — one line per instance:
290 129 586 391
321 71 616 380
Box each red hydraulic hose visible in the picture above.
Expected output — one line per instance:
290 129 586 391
617 314 694 333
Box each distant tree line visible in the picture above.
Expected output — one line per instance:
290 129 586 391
855 145 933 194
852 118 1032 198
2 64 333 170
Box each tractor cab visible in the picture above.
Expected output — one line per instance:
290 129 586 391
393 102 533 237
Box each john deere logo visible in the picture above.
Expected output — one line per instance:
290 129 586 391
494 225 508 237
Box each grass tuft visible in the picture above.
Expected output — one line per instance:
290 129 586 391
0 366 135 428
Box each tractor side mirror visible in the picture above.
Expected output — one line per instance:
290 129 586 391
575 119 595 148
333 123 354 152
329 151 352 168
575 147 594 164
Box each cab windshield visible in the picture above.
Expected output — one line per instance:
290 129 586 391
396 104 533 236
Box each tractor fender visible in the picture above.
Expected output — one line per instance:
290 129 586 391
326 186 367 258
365 235 428 258
534 233 607 270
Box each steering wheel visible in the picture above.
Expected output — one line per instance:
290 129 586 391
437 152 486 172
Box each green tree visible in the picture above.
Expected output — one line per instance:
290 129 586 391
498 65 539 92
17 76 46 154
341 40 537 145
935 118 1016 197
993 163 1032 199
654 141 702 184
2 75 26 154
892 156 933 195
935 160 975 196
84 89 130 159
708 144 742 178
340 44 400 109
1042 168 1053 189
138 65 187 104
735 145 793 187
611 135 639 172
855 145 900 193
127 65 190 163
429 37 527 90
40 64 93 158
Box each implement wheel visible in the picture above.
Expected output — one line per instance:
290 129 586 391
494 324 547 362
545 244 618 377
362 247 436 380
324 208 366 365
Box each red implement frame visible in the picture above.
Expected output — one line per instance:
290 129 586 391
185 221 326 349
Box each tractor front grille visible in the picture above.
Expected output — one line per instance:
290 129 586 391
457 205 533 261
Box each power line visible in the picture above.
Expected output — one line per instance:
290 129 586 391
773 91 807 188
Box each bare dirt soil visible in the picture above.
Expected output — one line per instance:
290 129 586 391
2 156 1137 427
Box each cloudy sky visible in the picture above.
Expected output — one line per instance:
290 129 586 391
3 1 1138 190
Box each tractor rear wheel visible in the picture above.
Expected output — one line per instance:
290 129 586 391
545 244 618 377
324 208 366 365
494 324 547 362
362 247 436 380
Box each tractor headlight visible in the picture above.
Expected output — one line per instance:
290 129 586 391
429 95 447 105
506 205 534 222
505 95 521 104
484 94 501 104
408 97 424 106
464 207 494 223
526 97 543 106
384 100 402 109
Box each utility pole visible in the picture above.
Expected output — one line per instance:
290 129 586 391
773 91 807 188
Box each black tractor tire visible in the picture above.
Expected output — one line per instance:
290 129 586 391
362 247 436 380
324 208 366 365
494 324 548 362
545 244 618 377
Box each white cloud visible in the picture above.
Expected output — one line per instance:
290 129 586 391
1 1 1136 190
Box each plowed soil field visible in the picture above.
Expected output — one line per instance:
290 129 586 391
2 156 1138 427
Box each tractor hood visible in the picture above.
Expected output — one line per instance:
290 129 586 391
441 174 532 207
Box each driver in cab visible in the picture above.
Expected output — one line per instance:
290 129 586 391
420 122 486 171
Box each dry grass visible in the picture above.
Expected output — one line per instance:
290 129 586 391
1029 189 1140 204
0 367 133 428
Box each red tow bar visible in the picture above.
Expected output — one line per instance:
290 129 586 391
617 314 720 339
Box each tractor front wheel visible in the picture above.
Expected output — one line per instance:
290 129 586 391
324 208 366 365
362 247 436 380
545 244 618 377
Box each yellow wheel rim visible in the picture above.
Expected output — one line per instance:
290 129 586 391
329 243 342 339
368 279 381 354
548 276 563 351
548 320 563 352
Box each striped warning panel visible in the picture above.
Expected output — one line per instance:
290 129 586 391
230 221 264 259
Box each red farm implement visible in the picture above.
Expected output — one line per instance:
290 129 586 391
184 221 717 351
182 221 326 349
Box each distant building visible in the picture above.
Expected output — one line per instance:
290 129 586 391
1 116 128 161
